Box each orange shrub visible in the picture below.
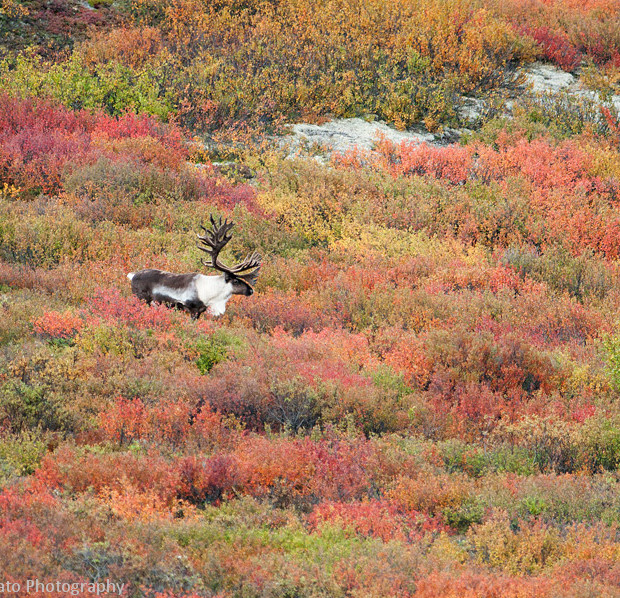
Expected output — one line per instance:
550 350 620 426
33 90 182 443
31 310 83 340
34 446 180 502
308 499 446 542
337 135 476 185
387 473 473 516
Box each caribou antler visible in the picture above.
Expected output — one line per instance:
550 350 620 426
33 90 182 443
197 215 262 278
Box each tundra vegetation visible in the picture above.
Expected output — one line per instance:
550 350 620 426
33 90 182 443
2 0 620 596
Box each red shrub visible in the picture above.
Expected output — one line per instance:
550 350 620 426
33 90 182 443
32 310 83 340
98 396 229 448
476 135 620 257
171 434 380 506
571 404 597 423
308 499 440 542
601 107 620 145
384 332 432 388
526 26 582 71
197 326 388 431
31 433 383 509
192 167 263 215
385 139 474 184
176 454 238 505
98 396 147 445
335 136 474 185
0 96 186 195
230 289 335 334
34 447 179 502
86 288 177 331
414 570 552 598
0 517 47 549
91 110 184 149
190 403 229 446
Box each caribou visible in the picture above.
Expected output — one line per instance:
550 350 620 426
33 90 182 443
127 215 261 319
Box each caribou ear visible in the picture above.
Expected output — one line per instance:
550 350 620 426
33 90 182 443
235 267 260 289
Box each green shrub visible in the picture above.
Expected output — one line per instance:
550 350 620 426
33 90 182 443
267 377 321 433
603 335 620 393
493 417 579 474
518 495 548 518
439 439 488 478
194 336 228 375
513 91 608 139
578 415 620 472
501 245 617 300
0 380 72 432
0 52 172 118
443 497 485 533
0 429 48 480
485 445 538 477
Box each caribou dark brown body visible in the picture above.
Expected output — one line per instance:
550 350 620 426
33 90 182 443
129 270 205 317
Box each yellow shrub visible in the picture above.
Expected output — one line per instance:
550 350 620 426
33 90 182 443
468 509 564 574
387 472 473 515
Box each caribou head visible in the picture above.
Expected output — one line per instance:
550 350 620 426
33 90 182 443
127 215 261 319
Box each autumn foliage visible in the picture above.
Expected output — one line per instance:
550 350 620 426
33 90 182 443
2 0 620 596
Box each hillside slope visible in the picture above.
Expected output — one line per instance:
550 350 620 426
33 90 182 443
1 1 620 597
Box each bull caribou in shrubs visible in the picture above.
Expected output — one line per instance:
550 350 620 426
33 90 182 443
128 215 261 319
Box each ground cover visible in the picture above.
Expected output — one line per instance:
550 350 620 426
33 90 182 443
1 1 620 596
